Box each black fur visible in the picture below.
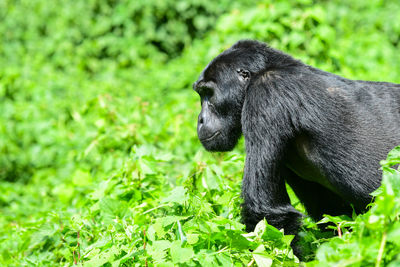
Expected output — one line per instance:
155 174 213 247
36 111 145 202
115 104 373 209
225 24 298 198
193 40 400 258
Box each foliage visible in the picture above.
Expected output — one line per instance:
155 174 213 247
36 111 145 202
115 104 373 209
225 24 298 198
1 0 400 265
304 147 400 266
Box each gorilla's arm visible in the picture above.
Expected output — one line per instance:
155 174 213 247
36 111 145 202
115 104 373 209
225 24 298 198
240 73 303 233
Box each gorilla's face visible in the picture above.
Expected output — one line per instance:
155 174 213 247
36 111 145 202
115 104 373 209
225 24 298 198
193 55 251 152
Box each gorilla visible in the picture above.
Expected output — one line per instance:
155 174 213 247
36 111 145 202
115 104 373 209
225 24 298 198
192 40 400 258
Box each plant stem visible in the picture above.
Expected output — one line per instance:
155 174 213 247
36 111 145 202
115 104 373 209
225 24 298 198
375 231 387 267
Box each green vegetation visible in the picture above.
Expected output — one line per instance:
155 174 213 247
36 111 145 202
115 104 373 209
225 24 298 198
1 0 400 265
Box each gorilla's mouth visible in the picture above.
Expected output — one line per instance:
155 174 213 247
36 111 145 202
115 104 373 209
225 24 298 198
201 131 221 142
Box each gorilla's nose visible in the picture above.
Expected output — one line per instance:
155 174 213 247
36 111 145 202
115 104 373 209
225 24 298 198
199 115 204 125
197 114 204 132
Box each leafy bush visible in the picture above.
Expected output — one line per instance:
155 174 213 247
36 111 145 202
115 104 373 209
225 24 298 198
1 0 400 265
0 0 255 182
304 147 400 266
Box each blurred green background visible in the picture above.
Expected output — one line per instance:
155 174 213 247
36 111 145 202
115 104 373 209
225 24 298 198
1 0 400 265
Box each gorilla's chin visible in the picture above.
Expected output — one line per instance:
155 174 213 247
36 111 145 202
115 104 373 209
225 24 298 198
200 132 240 152
201 141 235 152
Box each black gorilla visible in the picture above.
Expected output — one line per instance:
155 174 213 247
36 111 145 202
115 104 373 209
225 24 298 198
193 40 400 257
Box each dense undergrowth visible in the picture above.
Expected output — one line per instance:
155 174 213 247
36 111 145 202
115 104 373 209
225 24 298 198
1 0 400 265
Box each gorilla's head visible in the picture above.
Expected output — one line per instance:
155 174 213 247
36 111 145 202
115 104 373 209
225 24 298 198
193 40 269 151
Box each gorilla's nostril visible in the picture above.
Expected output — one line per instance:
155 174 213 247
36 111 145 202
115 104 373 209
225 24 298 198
199 117 204 124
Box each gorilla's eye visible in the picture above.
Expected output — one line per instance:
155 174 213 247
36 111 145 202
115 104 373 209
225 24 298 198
237 68 250 80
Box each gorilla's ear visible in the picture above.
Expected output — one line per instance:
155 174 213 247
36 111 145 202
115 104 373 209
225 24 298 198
237 68 250 82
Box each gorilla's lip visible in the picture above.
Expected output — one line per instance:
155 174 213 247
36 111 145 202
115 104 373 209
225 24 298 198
201 131 221 142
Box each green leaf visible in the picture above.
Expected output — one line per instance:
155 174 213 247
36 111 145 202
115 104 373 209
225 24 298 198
99 198 127 223
252 245 273 267
170 241 194 264
161 186 188 204
147 240 171 262
254 219 267 238
203 168 219 190
186 234 199 245
226 230 251 250
388 222 400 245
84 246 119 267
72 169 92 186
262 224 283 241
138 158 155 175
